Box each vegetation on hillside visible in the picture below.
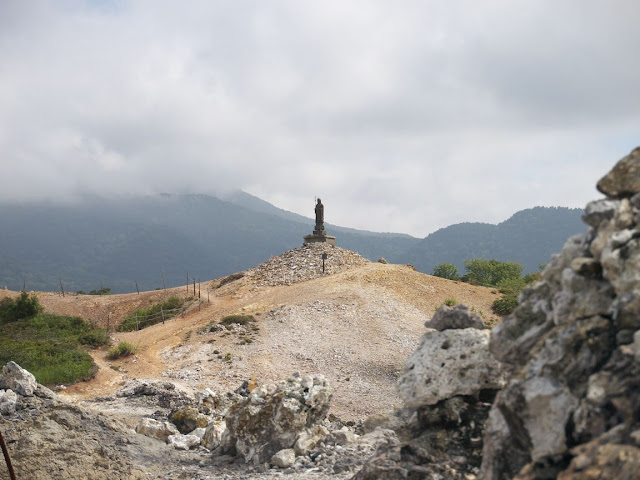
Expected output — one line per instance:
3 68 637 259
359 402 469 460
117 295 185 332
433 258 543 316
0 292 109 385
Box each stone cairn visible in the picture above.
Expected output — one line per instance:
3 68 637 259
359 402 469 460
481 148 640 479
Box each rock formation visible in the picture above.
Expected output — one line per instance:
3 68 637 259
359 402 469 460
481 147 640 479
356 302 506 478
221 372 333 464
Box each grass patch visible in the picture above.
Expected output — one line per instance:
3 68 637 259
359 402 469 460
220 314 255 326
443 298 458 307
107 341 137 359
0 313 108 385
117 295 185 332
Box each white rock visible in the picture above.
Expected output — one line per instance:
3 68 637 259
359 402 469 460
270 448 296 468
0 389 18 415
168 433 201 450
1 362 37 397
294 425 329 456
135 417 179 442
398 328 507 408
202 420 226 449
190 427 206 440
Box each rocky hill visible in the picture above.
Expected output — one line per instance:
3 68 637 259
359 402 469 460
2 148 640 479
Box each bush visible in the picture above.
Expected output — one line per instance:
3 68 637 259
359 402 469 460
463 259 523 287
78 329 110 348
0 291 43 322
433 263 459 281
88 287 111 295
0 313 105 385
220 314 255 326
492 295 519 316
107 341 137 359
443 298 458 307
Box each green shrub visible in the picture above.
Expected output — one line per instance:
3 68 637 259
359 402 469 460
443 298 458 307
88 287 111 295
0 313 105 385
492 295 519 316
220 314 254 326
107 341 137 359
118 295 185 332
0 291 43 322
463 259 523 287
78 329 110 348
433 263 460 281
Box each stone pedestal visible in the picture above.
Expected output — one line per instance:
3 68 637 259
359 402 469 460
303 234 336 246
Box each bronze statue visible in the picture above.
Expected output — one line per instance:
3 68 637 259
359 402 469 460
314 198 325 233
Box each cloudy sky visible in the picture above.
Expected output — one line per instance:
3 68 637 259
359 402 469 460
0 0 638 237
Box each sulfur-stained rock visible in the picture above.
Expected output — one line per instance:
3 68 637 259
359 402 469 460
168 405 209 434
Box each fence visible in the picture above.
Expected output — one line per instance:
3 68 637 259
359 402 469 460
116 305 188 332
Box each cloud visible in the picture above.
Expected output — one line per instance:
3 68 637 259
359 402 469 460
0 0 638 236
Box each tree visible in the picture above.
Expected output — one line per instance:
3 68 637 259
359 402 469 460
0 291 43 322
463 258 523 286
432 263 459 280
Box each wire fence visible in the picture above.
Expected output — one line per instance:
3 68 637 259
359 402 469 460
116 305 188 332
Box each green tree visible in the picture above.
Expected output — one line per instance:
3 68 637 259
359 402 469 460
0 291 43 322
432 263 460 280
463 258 523 286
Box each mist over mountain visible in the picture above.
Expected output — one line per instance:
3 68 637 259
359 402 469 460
0 193 583 293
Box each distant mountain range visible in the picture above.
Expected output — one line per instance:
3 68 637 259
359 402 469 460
0 192 584 293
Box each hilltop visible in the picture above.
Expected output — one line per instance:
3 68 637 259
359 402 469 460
3 243 499 421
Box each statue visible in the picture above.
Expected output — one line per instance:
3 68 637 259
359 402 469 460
303 197 335 246
314 198 325 233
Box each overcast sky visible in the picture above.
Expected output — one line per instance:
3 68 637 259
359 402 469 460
0 1 638 237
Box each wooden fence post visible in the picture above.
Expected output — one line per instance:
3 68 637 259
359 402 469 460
161 307 165 324
135 281 140 295
59 278 65 297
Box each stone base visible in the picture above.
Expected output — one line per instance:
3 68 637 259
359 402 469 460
303 234 336 246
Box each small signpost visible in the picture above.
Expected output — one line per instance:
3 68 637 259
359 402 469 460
322 253 328 272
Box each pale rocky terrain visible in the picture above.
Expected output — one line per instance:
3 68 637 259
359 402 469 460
1 243 499 479
4 148 640 479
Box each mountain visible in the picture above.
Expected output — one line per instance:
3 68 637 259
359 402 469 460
403 206 584 274
0 194 584 293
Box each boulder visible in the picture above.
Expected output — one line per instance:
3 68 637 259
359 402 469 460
424 304 485 331
135 417 179 442
222 373 333 464
294 425 329 456
169 406 208 434
167 433 201 450
597 147 640 198
270 448 296 468
398 328 507 408
202 420 226 450
0 389 18 415
0 361 37 396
